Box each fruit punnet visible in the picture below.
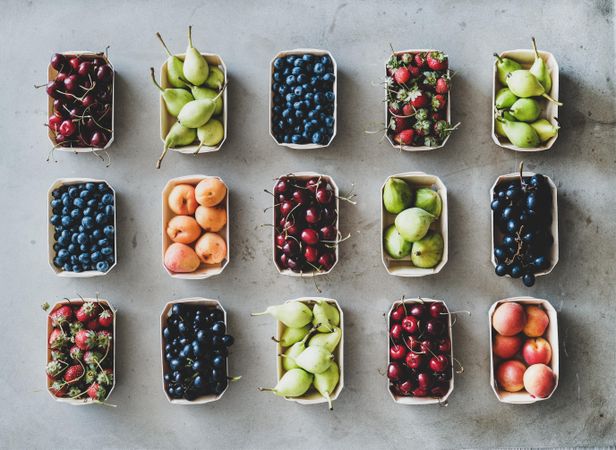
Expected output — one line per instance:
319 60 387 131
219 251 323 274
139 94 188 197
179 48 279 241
387 299 453 400
254 299 342 410
49 181 115 274
43 51 113 151
45 299 115 403
164 177 228 275
385 49 458 148
493 38 561 149
270 52 336 146
154 28 225 168
491 300 556 400
382 177 444 269
491 164 554 287
162 302 236 401
272 174 345 275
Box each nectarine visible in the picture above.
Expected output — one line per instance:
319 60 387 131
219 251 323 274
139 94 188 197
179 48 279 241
522 337 552 365
523 363 556 398
195 177 226 207
167 215 201 244
493 334 522 359
164 243 200 273
496 360 526 392
492 302 527 336
168 184 198 215
195 232 227 264
523 305 549 337
195 206 227 232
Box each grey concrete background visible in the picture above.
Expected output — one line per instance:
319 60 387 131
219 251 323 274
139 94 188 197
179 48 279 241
0 0 614 448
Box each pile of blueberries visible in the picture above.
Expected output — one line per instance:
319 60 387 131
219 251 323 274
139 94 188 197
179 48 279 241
491 173 553 287
50 182 115 273
271 53 336 146
163 303 235 401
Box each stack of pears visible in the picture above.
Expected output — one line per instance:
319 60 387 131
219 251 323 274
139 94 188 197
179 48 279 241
252 300 342 410
494 38 561 149
153 27 226 168
383 177 444 269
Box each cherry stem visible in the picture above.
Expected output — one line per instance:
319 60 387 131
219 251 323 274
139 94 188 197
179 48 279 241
453 357 464 374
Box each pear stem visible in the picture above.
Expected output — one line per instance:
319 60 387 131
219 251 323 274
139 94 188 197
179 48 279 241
531 37 540 59
156 143 169 169
257 387 274 392
156 32 173 58
493 53 503 63
250 311 268 316
325 392 333 411
188 25 194 49
150 68 163 92
542 93 562 106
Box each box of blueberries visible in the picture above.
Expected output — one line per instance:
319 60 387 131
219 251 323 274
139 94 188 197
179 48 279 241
270 49 337 149
48 178 116 277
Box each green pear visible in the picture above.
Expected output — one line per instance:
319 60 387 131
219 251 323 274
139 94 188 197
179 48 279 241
530 37 552 93
190 86 223 115
509 98 541 122
177 98 218 129
312 300 340 332
281 342 303 371
308 327 342 353
411 232 444 268
195 119 224 152
295 345 334 374
383 177 413 214
150 68 193 117
506 70 561 105
495 87 518 109
414 188 442 218
383 224 412 259
183 26 209 86
530 118 559 142
500 118 540 148
156 32 186 88
252 302 313 328
494 53 521 85
258 368 313 397
494 111 515 137
278 325 310 348
156 122 197 169
205 66 225 89
394 207 435 242
313 361 340 410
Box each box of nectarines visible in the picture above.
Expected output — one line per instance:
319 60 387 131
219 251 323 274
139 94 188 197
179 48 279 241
381 172 448 277
489 297 559 404
46 297 116 405
162 175 229 279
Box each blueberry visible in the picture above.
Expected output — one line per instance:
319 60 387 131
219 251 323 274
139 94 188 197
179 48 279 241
311 132 323 144
522 272 536 287
57 248 69 260
101 193 113 205
50 214 61 226
495 264 508 276
314 62 324 74
273 57 285 69
92 229 103 240
52 189 62 198
81 216 94 229
97 183 107 192
61 215 72 227
84 183 95 191
324 116 334 128
169 358 181 371
294 86 303 96
62 263 71 272
79 244 88 252
67 243 78 255
87 199 97 208
282 108 291 119
68 186 79 198
285 75 296 85
283 134 291 143
302 54 314 62
291 134 302 144
324 91 335 102
78 253 91 264
314 93 323 104
95 213 108 225
297 74 308 84
76 232 88 245
53 257 63 268
291 67 302 77
70 209 81 220
323 72 335 83
285 55 295 65
96 261 110 272
72 264 82 272
51 199 62 209
103 225 114 237
73 197 85 209
320 55 331 65
61 206 70 216
222 335 234 347
91 251 102 263
212 321 226 336
510 264 523 278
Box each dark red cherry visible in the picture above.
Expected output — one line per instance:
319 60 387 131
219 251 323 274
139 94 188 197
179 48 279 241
282 238 300 256
401 315 419 334
390 323 403 340
429 302 447 318
292 190 309 205
417 372 433 389
305 206 321 224
303 246 319 264
390 343 406 361
390 304 406 322
50 53 66 71
387 362 404 381
429 355 449 373
280 201 294 217
89 131 108 148
426 319 446 337
317 252 335 270
437 337 451 353
316 187 333 204
405 352 424 369
319 225 336 241
300 228 319 245
410 303 426 317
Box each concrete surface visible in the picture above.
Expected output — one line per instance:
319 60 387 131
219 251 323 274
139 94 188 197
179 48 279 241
1 0 615 448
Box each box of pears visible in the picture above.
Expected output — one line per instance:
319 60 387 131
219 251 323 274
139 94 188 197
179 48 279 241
492 38 560 152
381 172 448 276
153 27 227 169
252 297 344 410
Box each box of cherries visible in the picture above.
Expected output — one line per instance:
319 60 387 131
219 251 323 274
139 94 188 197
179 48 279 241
387 297 455 404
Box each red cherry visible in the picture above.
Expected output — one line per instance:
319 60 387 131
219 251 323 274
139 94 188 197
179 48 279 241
77 61 92 77
90 132 108 148
405 336 422 352
411 387 429 397
50 53 66 71
48 115 62 132
401 315 419 334
390 323 403 340
405 352 424 369
397 379 415 395
435 370 452 384
303 246 319 264
437 337 451 353
300 228 319 245
275 234 286 247
319 225 336 241
426 319 446 337
430 383 449 398
55 72 67 83
282 238 299 256
390 343 407 361
286 256 300 271
410 303 426 317
420 339 434 353
69 57 81 71
97 64 113 81
321 206 336 224
387 362 404 381
63 74 79 92
305 206 321 224
274 178 289 195
390 304 405 322
292 190 309 205
59 120 76 137
280 200 294 217
55 133 67 144
417 372 433 389
315 187 333 205
81 94 96 108
46 80 62 99
429 302 447 318
278 253 289 269
306 177 322 193
317 253 335 270
429 355 449 373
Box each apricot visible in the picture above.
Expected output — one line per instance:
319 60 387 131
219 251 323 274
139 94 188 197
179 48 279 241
195 177 226 207
496 360 526 392
522 305 549 337
195 206 227 232
492 302 527 336
522 337 552 365
164 243 200 273
195 232 227 264
493 334 523 359
168 184 198 215
166 215 201 244
523 363 556 398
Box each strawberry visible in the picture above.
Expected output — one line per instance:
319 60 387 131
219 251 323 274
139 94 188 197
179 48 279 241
85 368 98 384
413 119 432 137
424 136 440 147
86 318 100 331
433 120 455 139
388 101 401 115
97 368 114 386
46 360 65 379
87 383 107 401
408 65 420 78
422 71 438 89
414 108 429 121
408 89 428 108
75 329 97 350
50 305 72 327
76 302 98 323
431 111 445 121
400 53 413 65
50 350 67 361
98 309 113 328
84 350 103 365
69 345 84 361
49 328 69 349
414 52 427 68
393 66 410 85
68 386 84 398
401 103 415 117
426 51 448 71
69 321 84 335
435 77 449 94
432 94 447 110
63 364 84 384
394 129 414 145
49 380 67 397
97 330 112 350
389 116 408 132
